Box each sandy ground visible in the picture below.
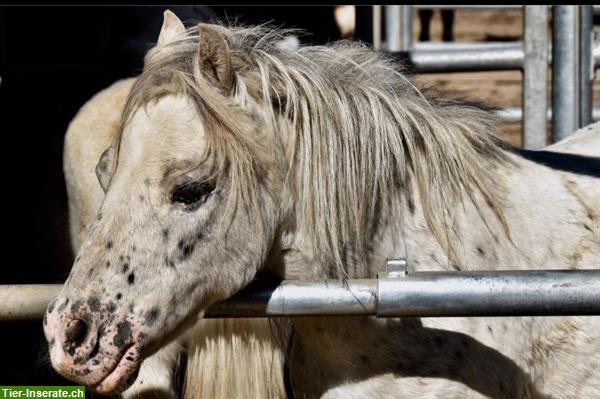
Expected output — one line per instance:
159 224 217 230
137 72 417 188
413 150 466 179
409 8 600 147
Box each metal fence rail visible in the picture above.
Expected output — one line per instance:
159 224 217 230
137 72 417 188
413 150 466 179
496 107 600 123
3 269 600 321
401 42 524 72
390 40 600 72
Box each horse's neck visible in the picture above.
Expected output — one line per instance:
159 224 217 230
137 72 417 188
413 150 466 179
389 149 598 274
281 148 597 280
492 150 598 270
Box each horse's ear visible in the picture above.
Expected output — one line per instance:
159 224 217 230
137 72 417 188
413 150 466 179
197 24 234 93
157 10 185 47
96 139 118 193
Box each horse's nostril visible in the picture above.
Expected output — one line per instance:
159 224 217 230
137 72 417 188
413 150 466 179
65 319 88 349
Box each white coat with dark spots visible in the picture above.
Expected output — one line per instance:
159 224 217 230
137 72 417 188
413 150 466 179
46 10 600 399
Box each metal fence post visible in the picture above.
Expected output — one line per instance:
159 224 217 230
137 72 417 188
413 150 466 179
385 6 400 51
523 6 549 149
385 5 412 51
579 5 594 127
399 5 412 51
373 5 382 50
552 5 580 143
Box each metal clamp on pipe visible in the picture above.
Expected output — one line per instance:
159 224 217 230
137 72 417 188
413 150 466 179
207 279 378 318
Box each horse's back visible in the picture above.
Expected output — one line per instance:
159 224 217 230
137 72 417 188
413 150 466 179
545 122 600 157
542 122 599 239
64 78 135 249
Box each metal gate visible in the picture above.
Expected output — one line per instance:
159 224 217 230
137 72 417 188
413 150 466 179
365 5 598 149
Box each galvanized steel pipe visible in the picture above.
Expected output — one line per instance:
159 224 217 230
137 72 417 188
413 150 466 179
2 270 600 320
377 270 600 317
388 38 600 72
0 284 63 321
385 5 412 52
552 6 580 143
208 279 378 318
395 42 524 73
579 5 594 127
494 106 600 123
372 5 382 50
523 6 549 149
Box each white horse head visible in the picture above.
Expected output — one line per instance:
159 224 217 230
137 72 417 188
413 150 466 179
44 12 286 394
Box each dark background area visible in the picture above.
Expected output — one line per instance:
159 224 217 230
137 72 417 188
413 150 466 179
0 5 365 390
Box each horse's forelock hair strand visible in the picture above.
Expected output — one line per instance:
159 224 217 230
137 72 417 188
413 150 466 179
122 22 510 270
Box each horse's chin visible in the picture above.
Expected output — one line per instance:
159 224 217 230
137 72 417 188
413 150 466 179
92 344 141 395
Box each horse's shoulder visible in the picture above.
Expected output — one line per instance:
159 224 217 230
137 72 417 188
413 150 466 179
545 122 600 157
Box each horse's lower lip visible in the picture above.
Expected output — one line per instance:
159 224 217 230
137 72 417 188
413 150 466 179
93 344 140 394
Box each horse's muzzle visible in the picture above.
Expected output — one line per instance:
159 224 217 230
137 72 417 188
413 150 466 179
43 295 142 394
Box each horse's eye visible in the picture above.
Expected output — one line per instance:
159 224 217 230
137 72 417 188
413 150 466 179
170 181 214 206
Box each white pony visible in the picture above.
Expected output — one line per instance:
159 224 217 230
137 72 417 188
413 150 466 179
45 11 599 399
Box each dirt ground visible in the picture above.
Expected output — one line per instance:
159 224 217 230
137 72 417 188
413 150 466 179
410 8 600 147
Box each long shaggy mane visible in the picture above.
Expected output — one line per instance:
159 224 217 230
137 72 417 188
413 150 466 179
120 23 511 267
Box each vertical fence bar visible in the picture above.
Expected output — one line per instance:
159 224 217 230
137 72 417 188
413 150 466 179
400 5 412 51
552 5 580 142
385 5 412 51
373 5 382 50
385 6 401 51
523 6 549 149
579 5 594 127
